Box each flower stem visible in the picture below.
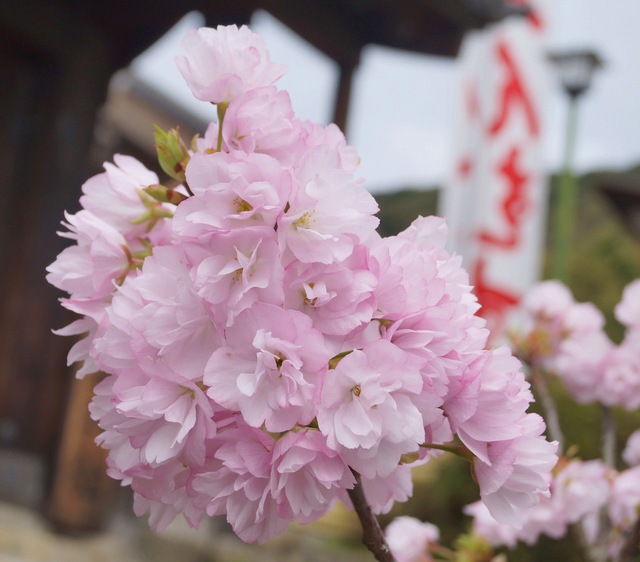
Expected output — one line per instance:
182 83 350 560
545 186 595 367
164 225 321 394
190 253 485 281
600 404 616 468
531 368 564 454
420 442 473 462
347 471 396 562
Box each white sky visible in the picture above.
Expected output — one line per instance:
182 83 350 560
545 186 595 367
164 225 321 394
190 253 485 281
132 2 640 194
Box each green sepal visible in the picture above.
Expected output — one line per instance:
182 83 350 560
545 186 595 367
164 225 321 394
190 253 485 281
452 532 502 562
129 209 172 232
328 350 353 370
400 452 420 465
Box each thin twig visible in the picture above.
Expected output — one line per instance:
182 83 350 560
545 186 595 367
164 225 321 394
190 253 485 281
531 368 564 454
620 518 640 562
600 404 616 468
347 471 396 562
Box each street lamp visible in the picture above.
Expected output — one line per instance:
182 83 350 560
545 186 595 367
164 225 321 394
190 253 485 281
548 49 603 283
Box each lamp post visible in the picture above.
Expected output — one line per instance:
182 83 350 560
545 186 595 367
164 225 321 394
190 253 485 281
549 50 603 283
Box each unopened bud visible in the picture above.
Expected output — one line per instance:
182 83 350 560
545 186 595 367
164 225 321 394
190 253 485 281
143 184 188 205
154 125 190 182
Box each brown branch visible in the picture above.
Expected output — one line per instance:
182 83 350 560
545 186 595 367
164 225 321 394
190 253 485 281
347 471 396 562
620 517 640 562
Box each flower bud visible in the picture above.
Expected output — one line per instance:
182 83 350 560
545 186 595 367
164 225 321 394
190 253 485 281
154 125 190 182
143 184 188 205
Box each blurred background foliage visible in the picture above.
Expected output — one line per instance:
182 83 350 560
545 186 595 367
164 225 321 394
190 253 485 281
370 166 640 560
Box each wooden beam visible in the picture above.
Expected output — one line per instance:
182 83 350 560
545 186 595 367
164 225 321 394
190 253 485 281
260 0 362 68
332 62 356 135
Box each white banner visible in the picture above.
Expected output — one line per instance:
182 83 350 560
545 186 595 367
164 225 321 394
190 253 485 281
442 2 549 336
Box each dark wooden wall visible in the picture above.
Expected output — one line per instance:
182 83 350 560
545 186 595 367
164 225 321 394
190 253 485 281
0 5 112 460
0 0 253 477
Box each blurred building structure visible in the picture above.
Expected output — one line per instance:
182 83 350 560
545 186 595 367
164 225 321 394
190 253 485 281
0 0 525 532
600 176 640 240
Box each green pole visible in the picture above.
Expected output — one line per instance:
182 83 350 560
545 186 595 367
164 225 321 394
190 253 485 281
552 95 579 283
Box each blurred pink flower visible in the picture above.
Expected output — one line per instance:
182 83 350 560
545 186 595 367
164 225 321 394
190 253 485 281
622 429 640 466
465 501 520 548
553 331 612 404
552 459 611 530
615 279 640 330
609 466 640 530
523 280 574 322
386 516 440 562
360 464 415 515
601 330 640 410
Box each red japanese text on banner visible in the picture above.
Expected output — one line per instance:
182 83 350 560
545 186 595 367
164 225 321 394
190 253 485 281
442 1 549 336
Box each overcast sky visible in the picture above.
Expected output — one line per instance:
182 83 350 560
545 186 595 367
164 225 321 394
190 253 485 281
132 2 640 194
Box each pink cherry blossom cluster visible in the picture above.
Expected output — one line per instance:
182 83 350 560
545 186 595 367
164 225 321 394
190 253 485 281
510 279 640 409
383 279 640 561
391 452 640 560
46 24 556 544
467 447 640 560
449 279 640 560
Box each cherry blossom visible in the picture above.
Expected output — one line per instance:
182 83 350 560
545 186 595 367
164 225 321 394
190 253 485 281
182 226 285 326
278 154 379 265
181 150 291 225
79 154 172 244
46 210 130 300
175 25 286 104
615 279 640 331
45 23 558 551
205 303 330 432
190 418 288 544
221 86 302 162
385 516 440 562
622 429 640 466
609 466 640 531
318 339 425 478
360 464 416 515
269 428 354 522
283 244 378 337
